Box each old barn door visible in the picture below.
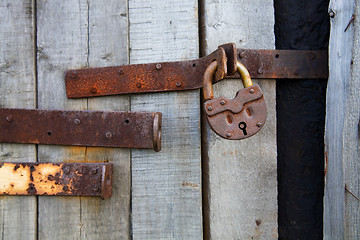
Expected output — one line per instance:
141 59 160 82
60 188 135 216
0 0 276 239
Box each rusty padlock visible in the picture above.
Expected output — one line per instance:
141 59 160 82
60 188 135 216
203 61 267 140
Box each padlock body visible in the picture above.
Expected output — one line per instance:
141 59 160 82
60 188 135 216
204 84 267 140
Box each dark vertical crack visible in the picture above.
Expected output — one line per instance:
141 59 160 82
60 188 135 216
79 197 82 239
198 0 210 239
127 1 133 239
33 1 39 239
1 208 5 240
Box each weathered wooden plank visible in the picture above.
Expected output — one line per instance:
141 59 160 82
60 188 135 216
343 3 360 238
343 9 360 236
81 1 131 239
202 1 277 239
0 1 37 239
129 0 202 239
324 0 356 239
37 1 89 239
37 0 131 239
325 0 360 239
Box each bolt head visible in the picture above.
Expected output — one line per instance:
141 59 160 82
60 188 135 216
256 122 263 127
220 100 226 105
106 132 112 139
118 68 124 74
93 186 100 192
249 89 255 94
63 166 70 174
155 63 162 70
63 186 69 191
6 115 13 122
175 81 182 87
91 168 98 174
226 132 232 138
239 51 245 59
90 87 97 94
207 106 213 111
136 82 142 88
70 71 78 79
257 68 263 74
74 119 80 125
329 10 335 18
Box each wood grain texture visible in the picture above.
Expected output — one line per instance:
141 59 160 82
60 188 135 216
0 1 37 239
37 1 130 239
83 1 130 239
129 0 202 239
324 0 356 239
343 3 360 238
343 4 360 236
203 1 277 239
37 1 87 239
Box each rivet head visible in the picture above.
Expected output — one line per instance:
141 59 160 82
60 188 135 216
226 132 232 138
207 106 213 111
175 81 182 87
257 68 263 74
220 100 226 105
74 119 80 125
6 115 13 122
106 132 112 139
63 166 70 174
239 51 245 59
118 68 124 74
256 122 263 127
93 186 100 192
91 168 98 174
91 87 97 94
155 63 162 70
70 71 78 79
249 89 255 94
307 52 316 60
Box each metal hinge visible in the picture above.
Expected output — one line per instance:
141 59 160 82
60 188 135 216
0 108 162 151
0 162 112 199
64 43 328 98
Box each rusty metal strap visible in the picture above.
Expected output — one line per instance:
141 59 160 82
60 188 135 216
0 162 112 199
0 108 162 151
65 48 328 98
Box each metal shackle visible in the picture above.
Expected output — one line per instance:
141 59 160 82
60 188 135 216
203 61 253 100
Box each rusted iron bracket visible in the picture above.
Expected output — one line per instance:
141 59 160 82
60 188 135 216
65 43 328 98
0 108 162 151
0 162 112 199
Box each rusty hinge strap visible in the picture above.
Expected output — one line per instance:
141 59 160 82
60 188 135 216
0 162 112 199
0 108 162 151
65 47 328 99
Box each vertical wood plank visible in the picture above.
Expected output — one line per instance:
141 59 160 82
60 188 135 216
0 1 37 239
82 1 130 239
343 2 360 236
129 0 202 239
37 1 88 239
202 1 277 239
325 0 360 239
324 0 355 239
37 1 131 239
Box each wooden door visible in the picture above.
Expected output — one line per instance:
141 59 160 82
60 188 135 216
0 0 277 239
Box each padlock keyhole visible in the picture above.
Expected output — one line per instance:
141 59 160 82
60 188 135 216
239 122 247 135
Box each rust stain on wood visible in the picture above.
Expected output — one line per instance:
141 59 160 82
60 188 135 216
182 181 199 188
